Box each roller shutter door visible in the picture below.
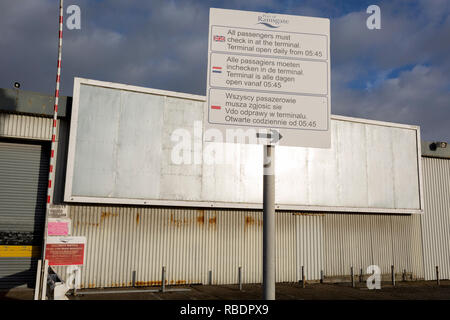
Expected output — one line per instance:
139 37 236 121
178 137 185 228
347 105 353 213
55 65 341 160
0 140 49 288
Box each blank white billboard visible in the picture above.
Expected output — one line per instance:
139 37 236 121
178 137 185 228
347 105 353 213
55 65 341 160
64 78 423 214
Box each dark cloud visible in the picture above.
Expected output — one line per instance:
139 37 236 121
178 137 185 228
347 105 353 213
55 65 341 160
0 0 449 141
333 65 450 140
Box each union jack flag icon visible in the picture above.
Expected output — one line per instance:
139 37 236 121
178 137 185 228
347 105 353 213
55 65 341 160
213 35 225 42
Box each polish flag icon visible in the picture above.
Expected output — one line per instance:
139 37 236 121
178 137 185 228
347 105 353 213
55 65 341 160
211 105 221 110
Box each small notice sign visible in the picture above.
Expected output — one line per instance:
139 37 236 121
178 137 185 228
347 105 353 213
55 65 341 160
48 218 71 236
48 204 68 218
45 236 86 266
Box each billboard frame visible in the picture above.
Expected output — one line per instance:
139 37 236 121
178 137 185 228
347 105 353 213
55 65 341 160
64 77 424 214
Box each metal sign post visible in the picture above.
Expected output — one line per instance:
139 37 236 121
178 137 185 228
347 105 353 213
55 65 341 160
263 144 275 299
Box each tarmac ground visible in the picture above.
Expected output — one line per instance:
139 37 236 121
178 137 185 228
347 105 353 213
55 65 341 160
1 280 450 300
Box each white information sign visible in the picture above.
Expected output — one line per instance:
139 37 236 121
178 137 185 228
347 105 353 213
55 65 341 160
48 204 68 218
205 8 331 148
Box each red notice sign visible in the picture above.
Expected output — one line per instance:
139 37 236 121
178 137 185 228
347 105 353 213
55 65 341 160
45 236 86 266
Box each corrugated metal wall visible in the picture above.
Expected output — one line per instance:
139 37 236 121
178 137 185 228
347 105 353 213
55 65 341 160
323 214 423 279
276 212 297 282
56 207 271 288
53 206 423 289
0 113 55 141
421 157 450 280
295 214 324 281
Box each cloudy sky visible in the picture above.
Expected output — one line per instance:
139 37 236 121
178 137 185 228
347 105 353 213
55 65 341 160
1 0 449 141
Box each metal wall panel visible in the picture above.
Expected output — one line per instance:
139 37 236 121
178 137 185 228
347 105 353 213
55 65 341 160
72 86 164 199
0 112 56 141
0 88 69 118
53 206 423 288
322 214 423 278
162 96 203 202
276 212 297 282
55 207 301 288
55 207 254 288
411 213 425 279
295 214 324 281
421 157 450 280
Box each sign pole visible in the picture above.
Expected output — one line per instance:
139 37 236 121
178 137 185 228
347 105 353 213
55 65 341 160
263 144 275 300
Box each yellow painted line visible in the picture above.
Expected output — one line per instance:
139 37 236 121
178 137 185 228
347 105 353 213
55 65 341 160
0 245 41 258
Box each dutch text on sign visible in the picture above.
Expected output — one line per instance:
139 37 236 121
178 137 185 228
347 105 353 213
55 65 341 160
210 53 327 95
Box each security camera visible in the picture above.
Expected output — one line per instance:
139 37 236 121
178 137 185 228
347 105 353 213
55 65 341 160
429 142 447 151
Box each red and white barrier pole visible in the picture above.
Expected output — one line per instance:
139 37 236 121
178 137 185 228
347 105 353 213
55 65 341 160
44 0 63 257
36 0 64 300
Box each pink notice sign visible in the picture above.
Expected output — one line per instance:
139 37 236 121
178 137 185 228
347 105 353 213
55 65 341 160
48 220 70 236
